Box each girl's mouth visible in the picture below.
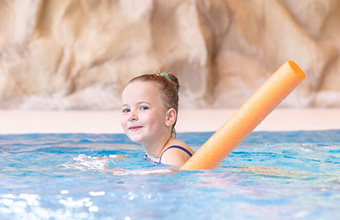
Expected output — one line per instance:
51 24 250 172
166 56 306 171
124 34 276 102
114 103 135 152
129 126 143 131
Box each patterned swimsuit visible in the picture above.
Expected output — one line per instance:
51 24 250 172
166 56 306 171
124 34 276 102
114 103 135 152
144 145 193 164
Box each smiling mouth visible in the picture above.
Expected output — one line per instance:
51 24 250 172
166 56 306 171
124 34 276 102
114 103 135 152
129 126 143 131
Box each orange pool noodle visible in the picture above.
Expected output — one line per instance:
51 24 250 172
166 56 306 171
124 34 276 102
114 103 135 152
181 60 305 170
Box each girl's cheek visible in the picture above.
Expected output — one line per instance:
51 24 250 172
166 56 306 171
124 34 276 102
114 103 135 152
120 116 127 129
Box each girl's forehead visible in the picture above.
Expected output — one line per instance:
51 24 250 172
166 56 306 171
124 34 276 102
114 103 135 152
124 81 158 94
122 81 162 103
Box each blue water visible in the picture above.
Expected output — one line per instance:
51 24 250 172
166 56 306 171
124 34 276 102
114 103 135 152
1 130 340 220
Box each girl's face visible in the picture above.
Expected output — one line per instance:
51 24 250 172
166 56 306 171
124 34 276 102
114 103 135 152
120 81 170 145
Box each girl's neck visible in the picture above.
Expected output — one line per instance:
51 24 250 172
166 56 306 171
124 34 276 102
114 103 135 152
143 135 173 158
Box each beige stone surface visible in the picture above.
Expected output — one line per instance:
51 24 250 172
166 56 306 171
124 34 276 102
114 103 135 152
1 0 340 109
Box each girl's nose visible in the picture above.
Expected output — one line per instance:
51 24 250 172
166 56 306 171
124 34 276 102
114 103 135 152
128 111 138 122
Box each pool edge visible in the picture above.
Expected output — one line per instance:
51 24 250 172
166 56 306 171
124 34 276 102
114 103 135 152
0 108 339 134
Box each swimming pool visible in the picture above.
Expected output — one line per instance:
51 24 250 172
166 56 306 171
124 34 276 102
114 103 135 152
1 130 340 219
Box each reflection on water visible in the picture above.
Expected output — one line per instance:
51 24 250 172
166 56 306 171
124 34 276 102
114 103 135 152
0 131 340 219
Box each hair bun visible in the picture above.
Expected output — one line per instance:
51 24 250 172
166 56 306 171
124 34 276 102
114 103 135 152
164 73 180 92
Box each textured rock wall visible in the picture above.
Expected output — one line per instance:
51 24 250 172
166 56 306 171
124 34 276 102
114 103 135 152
0 0 339 110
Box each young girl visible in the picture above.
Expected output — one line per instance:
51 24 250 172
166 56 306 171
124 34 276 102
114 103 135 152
120 73 194 166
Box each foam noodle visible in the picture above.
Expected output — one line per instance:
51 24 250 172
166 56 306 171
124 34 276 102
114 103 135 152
181 60 305 170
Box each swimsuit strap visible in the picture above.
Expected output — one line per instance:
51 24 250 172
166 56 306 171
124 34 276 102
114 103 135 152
159 145 193 163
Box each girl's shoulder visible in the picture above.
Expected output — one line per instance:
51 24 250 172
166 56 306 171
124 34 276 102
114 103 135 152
160 138 194 166
166 138 194 153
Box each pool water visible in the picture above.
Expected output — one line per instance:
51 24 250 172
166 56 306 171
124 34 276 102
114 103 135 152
1 130 340 220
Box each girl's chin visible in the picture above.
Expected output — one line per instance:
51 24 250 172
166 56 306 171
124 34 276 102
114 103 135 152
128 135 144 143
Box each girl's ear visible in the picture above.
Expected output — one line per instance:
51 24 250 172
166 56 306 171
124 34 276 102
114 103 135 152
165 108 177 127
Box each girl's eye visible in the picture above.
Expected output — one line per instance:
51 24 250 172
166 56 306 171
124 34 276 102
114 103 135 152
140 106 149 111
122 108 130 113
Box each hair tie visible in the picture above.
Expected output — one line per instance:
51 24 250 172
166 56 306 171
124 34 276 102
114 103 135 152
157 73 171 81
